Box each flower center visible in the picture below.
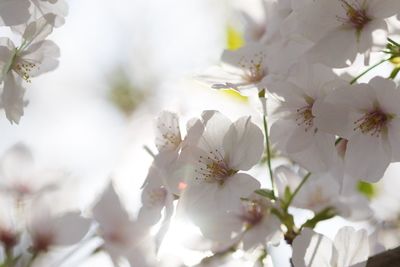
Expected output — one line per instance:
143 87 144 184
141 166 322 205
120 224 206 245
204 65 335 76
296 103 316 133
0 229 18 249
339 0 370 31
12 60 38 83
240 200 264 228
353 109 392 136
194 149 235 185
148 187 167 207
32 230 54 252
240 55 266 84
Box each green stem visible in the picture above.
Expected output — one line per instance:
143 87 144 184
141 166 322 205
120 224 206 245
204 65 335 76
143 145 156 158
257 247 268 266
350 58 389 85
26 253 38 267
3 248 14 267
284 172 311 212
263 114 275 199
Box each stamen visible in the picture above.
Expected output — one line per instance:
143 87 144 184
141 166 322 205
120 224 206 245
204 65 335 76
148 187 167 206
337 0 370 31
240 200 264 228
296 103 316 133
13 61 38 83
239 51 266 84
156 122 181 149
194 149 235 185
353 109 391 137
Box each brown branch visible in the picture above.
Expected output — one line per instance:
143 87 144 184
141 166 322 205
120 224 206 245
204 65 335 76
365 245 400 267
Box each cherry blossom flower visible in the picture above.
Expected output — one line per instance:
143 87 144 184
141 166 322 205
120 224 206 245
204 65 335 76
155 111 182 152
93 183 156 267
292 227 369 267
178 111 263 227
29 0 68 26
138 154 175 227
314 76 400 182
0 143 64 201
27 203 90 253
200 194 282 251
198 32 312 94
275 165 371 220
197 43 273 92
268 64 343 172
294 0 400 67
0 195 20 251
138 152 176 250
0 14 59 123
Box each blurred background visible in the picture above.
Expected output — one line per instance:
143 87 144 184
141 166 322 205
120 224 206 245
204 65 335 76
0 1 265 266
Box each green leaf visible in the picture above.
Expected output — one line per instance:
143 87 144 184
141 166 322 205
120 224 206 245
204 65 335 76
255 189 275 200
302 207 336 229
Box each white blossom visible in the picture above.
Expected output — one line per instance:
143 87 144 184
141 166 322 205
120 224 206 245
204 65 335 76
268 64 343 172
294 0 400 67
93 183 156 267
200 194 282 251
0 14 59 123
275 165 371 220
314 76 400 182
27 203 90 253
178 111 263 227
0 143 65 201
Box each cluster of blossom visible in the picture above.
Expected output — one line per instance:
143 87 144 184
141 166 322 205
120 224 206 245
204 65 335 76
0 0 67 124
3 0 400 267
155 0 400 266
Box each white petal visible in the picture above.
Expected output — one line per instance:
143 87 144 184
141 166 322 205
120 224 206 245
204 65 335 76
224 173 261 204
197 110 232 153
0 143 34 185
0 44 14 82
270 119 293 151
93 183 130 230
307 27 358 68
223 116 264 171
290 132 335 173
286 126 315 154
31 0 69 19
313 95 352 138
388 119 400 161
0 0 30 26
295 0 342 42
242 216 282 250
1 72 25 124
345 134 390 182
371 77 400 115
369 0 400 18
20 40 60 76
292 228 333 267
53 212 91 246
23 14 56 44
332 227 369 267
155 111 181 152
357 19 387 53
